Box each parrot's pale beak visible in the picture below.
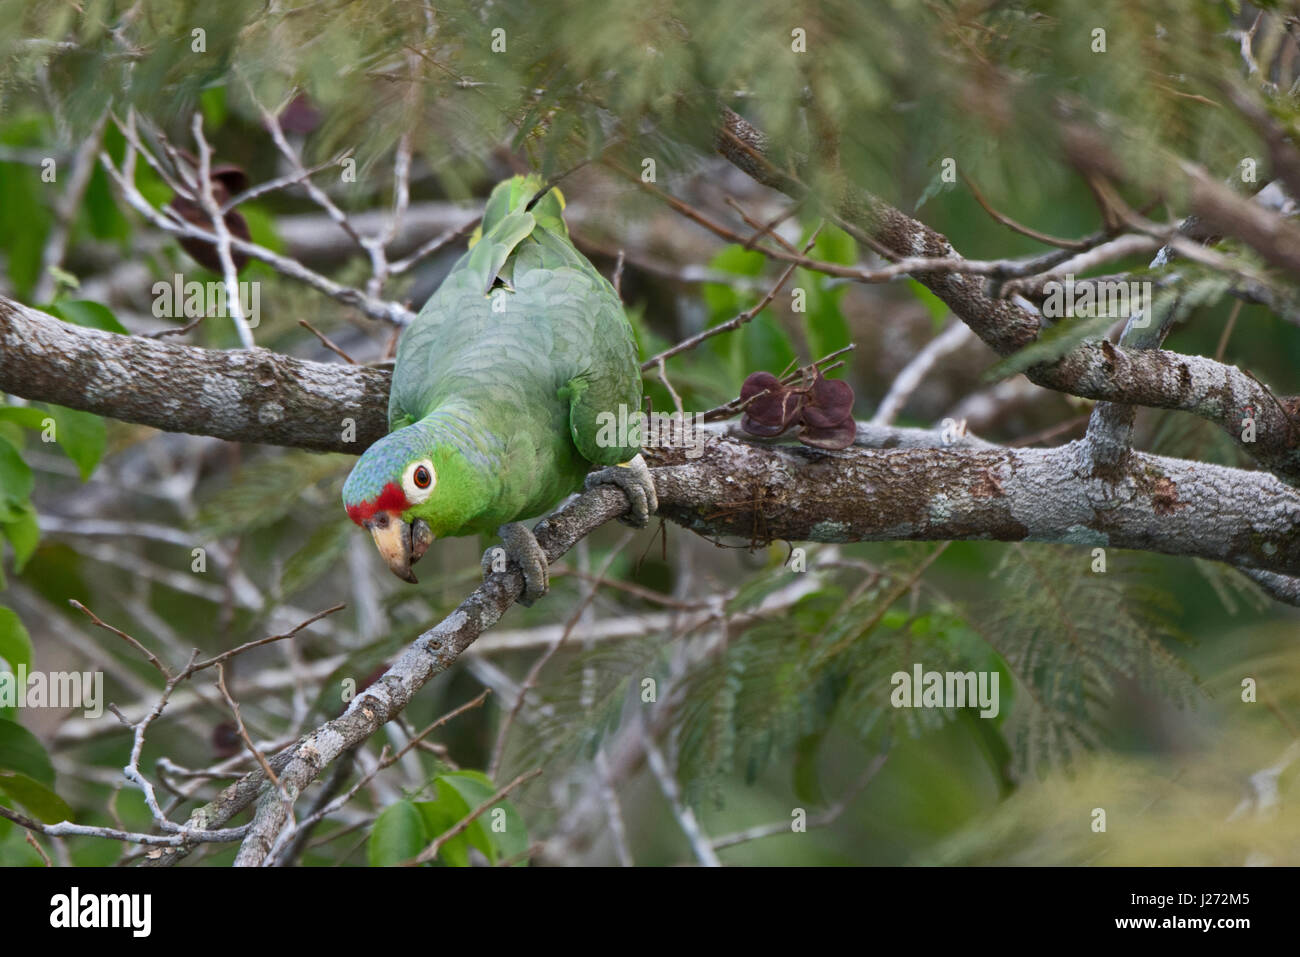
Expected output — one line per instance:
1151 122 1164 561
365 514 434 583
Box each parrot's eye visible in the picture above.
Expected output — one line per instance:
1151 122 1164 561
401 459 437 504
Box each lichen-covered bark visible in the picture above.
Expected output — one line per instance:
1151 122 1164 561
0 295 391 452
647 431 1300 575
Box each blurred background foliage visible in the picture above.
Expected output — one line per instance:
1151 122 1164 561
0 0 1297 865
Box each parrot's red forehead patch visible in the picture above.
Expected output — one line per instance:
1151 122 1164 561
345 482 409 526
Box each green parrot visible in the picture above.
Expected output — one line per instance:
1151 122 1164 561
342 174 656 602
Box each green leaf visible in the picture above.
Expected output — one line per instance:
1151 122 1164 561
1 504 39 573
38 404 105 481
0 718 55 786
0 407 50 431
81 163 131 243
0 771 73 825
799 268 852 360
413 789 473 867
702 245 768 340
740 312 796 379
0 608 33 674
368 799 427 866
710 244 767 277
0 607 31 719
240 204 283 255
0 437 33 515
46 299 129 335
429 771 528 865
0 421 24 454
280 520 353 598
0 161 50 298
199 85 228 129
808 223 857 265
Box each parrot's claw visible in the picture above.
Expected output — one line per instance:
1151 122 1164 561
482 522 550 607
585 453 658 528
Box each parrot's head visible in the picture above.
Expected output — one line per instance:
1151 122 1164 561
342 426 477 583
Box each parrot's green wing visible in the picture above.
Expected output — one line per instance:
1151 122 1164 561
387 207 538 430
388 174 643 481
531 232 642 466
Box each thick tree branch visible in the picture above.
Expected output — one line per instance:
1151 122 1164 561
714 108 1300 480
6 294 1299 577
0 295 391 452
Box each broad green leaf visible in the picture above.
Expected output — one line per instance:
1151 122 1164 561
0 437 33 513
1 504 39 572
200 85 228 129
38 404 105 481
0 421 22 453
432 771 529 865
241 204 284 255
0 407 49 430
739 312 796 380
0 771 72 825
710 244 767 277
798 268 852 360
414 785 475 867
808 223 857 265
703 244 768 338
368 799 427 866
0 161 49 297
81 163 131 243
0 608 32 722
0 718 55 786
47 299 129 335
0 607 32 673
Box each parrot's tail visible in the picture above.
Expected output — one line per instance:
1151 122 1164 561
463 174 572 294
475 174 568 245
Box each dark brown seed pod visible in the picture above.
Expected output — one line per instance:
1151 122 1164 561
798 417 857 450
278 93 322 135
801 374 855 429
169 163 252 273
740 370 802 436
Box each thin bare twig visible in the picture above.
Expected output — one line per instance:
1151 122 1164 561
298 320 359 364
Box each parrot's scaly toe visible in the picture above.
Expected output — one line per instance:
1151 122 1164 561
483 522 550 606
585 453 658 528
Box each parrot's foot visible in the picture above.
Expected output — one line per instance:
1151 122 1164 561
584 453 658 528
482 522 550 607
